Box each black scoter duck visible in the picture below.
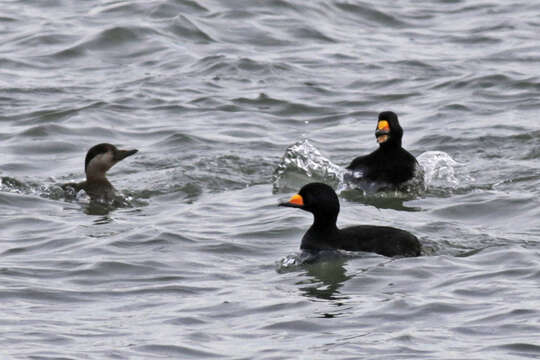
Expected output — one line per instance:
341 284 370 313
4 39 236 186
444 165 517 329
346 111 419 191
279 182 421 257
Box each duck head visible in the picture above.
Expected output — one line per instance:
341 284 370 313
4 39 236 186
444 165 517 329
84 143 138 180
375 111 403 148
279 182 340 227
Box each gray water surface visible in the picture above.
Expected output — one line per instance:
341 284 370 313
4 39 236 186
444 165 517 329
1 1 539 359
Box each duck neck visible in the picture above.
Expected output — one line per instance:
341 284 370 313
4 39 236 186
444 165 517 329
312 212 339 232
380 139 401 152
86 171 109 183
301 213 339 251
85 173 114 194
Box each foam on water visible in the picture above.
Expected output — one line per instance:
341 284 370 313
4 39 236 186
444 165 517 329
417 150 462 190
0 175 136 214
277 249 375 272
272 139 345 193
272 139 465 197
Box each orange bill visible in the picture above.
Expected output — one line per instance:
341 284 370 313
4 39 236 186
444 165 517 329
377 120 390 132
287 194 304 206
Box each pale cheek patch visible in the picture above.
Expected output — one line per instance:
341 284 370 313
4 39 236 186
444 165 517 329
377 135 389 143
86 152 115 176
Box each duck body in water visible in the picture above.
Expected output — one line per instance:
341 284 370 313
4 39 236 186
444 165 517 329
280 182 421 257
62 143 137 202
346 111 421 192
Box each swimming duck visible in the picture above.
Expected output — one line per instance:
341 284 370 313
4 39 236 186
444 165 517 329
280 182 421 257
346 111 420 191
62 143 137 202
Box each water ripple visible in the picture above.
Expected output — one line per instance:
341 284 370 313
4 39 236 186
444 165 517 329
1 0 539 358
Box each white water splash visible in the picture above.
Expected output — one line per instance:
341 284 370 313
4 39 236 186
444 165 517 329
417 151 463 189
273 140 464 195
272 139 345 193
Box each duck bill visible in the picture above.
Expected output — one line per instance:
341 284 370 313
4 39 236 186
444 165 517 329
376 120 390 143
279 194 304 208
115 149 138 162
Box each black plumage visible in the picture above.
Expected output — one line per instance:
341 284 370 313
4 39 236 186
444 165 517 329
347 111 418 189
280 183 421 257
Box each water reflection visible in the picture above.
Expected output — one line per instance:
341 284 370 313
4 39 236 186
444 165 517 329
92 214 113 225
82 195 137 216
298 256 351 301
340 189 421 211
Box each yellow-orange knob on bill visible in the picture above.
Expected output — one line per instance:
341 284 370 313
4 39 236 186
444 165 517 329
288 194 304 206
377 120 390 131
